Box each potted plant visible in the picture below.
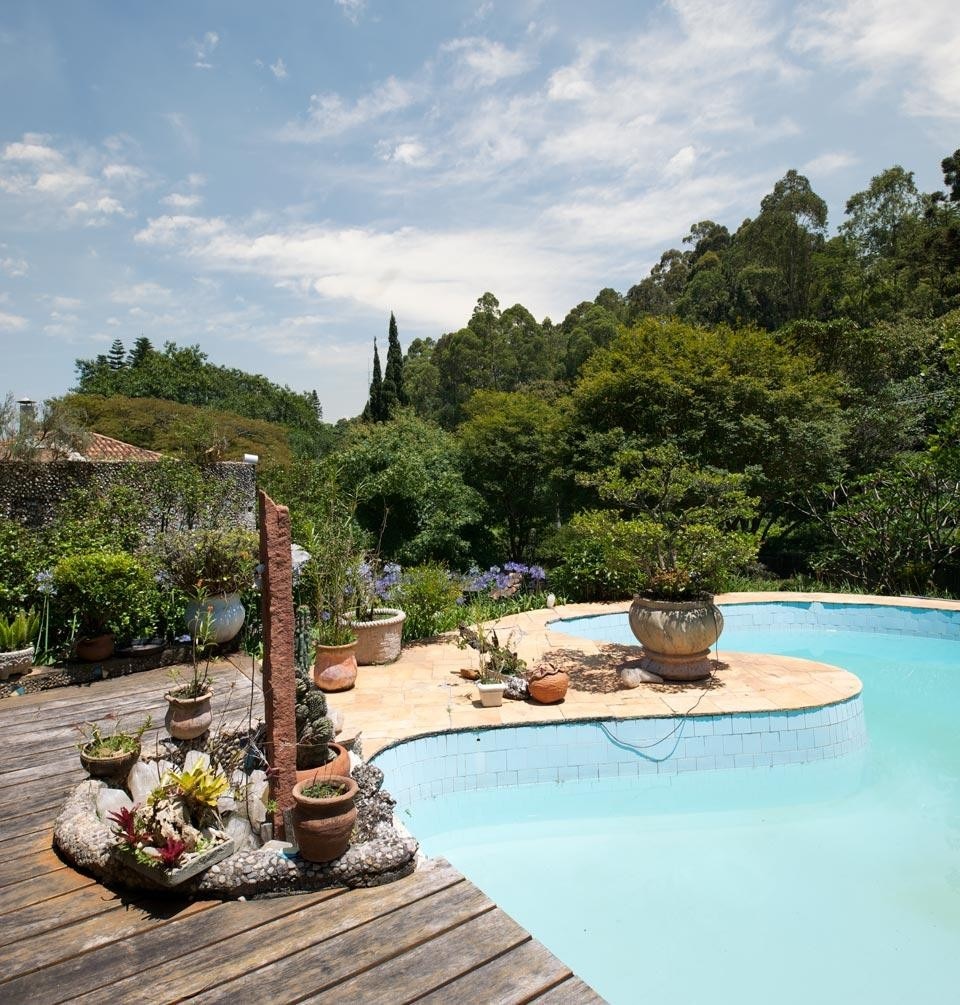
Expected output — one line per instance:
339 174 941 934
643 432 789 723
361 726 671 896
155 527 258 644
346 560 406 665
298 506 365 692
294 650 351 784
291 775 358 863
52 552 158 661
108 762 234 885
0 607 40 680
164 610 215 740
77 715 152 782
457 624 526 707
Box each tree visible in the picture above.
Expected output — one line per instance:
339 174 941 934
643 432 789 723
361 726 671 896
942 147 960 202
363 339 385 422
107 339 127 370
403 337 442 419
309 390 323 421
382 312 406 417
127 336 153 367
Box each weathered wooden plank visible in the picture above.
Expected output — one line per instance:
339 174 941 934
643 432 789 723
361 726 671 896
0 846 68 888
415 937 574 1004
0 882 126 943
0 805 58 841
0 827 53 863
530 976 608 1003
299 905 531 1004
0 897 215 983
0 889 343 1004
181 871 486 1003
0 866 96 916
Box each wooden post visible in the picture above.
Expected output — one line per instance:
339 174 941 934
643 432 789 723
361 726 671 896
258 490 297 839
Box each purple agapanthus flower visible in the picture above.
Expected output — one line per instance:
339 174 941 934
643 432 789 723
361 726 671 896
35 569 56 596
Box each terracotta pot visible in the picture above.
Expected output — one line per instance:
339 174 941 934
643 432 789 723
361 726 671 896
528 669 569 704
75 633 115 662
164 690 213 740
313 641 358 692
295 739 351 785
184 592 245 645
79 742 141 782
628 596 724 681
292 775 358 863
347 608 406 665
0 645 33 681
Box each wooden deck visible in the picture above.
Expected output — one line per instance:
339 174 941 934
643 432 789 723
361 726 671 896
0 661 604 1004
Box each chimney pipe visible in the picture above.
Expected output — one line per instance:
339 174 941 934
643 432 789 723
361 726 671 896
17 399 37 434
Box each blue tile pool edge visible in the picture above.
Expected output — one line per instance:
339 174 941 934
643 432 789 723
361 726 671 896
371 695 866 811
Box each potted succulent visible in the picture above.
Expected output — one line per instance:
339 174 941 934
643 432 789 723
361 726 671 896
52 552 158 661
77 715 152 782
294 645 351 785
298 507 365 692
164 609 215 740
291 775 358 863
346 560 406 665
109 762 234 886
155 527 258 644
0 607 40 680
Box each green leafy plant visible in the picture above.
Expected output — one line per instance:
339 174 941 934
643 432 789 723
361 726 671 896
167 605 215 698
158 763 230 815
0 608 40 652
76 715 152 756
52 551 158 641
154 527 258 597
301 778 349 799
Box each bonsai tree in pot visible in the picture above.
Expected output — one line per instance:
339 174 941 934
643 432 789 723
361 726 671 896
0 607 40 680
585 443 759 680
52 552 158 661
155 527 258 645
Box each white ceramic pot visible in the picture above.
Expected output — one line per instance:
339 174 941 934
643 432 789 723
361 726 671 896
477 681 507 707
0 645 33 681
185 592 245 645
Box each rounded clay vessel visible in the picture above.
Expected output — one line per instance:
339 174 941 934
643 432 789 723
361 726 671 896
296 739 351 786
164 690 213 740
292 774 358 863
314 642 358 692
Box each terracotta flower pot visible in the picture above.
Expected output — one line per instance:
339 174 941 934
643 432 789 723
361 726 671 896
75 633 115 662
295 739 351 786
79 742 141 783
528 668 570 704
164 690 213 740
313 641 358 692
347 608 406 665
628 596 724 681
292 775 358 863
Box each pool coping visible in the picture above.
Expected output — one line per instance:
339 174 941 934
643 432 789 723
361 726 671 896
330 591 956 758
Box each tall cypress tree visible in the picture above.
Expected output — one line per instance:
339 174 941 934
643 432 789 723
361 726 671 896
364 338 385 422
382 311 406 417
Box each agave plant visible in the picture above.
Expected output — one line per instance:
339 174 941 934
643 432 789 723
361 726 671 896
0 608 40 653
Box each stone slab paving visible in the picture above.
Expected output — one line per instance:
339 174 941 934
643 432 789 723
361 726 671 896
333 596 871 757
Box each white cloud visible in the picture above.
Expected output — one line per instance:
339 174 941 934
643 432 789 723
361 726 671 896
442 36 536 87
0 255 28 278
334 0 365 25
190 30 220 70
102 163 147 184
270 57 288 80
2 133 62 164
284 77 420 140
0 311 28 331
109 281 173 305
791 0 960 119
378 138 432 167
162 192 203 209
802 151 858 176
186 173 206 188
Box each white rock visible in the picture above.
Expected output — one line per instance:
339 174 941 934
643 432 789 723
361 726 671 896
224 815 259 851
217 793 237 815
328 708 344 735
546 593 556 609
621 666 664 688
96 787 133 821
127 759 171 804
183 750 211 773
233 770 269 825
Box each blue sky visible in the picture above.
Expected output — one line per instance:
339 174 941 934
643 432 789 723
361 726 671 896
1 0 957 421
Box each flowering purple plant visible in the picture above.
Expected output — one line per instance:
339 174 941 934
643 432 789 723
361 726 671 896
465 562 547 598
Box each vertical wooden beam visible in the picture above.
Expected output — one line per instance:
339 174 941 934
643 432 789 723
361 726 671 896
258 490 297 838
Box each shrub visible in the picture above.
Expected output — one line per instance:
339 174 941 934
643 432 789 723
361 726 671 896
154 527 258 597
388 563 465 642
52 552 159 642
0 608 40 652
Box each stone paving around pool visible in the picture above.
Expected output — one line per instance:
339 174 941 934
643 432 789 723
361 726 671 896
335 597 869 758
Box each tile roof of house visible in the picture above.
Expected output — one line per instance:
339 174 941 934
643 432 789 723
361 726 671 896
80 433 165 461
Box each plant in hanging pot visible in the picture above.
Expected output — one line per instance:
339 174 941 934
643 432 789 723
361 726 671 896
164 610 215 740
154 527 258 645
77 715 153 782
0 607 40 680
52 552 159 662
346 560 406 665
584 444 759 681
291 774 358 863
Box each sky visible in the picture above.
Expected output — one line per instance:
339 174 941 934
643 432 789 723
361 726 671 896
1 0 958 421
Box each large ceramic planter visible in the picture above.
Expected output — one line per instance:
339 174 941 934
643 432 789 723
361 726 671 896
185 592 245 645
79 742 141 782
292 775 358 863
628 596 724 681
527 668 569 704
75 633 115 662
164 690 213 740
314 641 358 693
0 645 33 681
295 739 351 786
477 681 507 707
347 609 406 665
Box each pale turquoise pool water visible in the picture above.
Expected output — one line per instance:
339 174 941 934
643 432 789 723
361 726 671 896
399 605 960 1005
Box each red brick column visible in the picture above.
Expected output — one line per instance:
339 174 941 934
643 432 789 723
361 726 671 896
258 490 297 838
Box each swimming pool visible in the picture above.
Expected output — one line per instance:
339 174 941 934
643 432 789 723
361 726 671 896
374 602 960 1005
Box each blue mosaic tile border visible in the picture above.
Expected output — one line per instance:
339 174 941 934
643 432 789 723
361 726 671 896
373 696 866 810
721 600 960 638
